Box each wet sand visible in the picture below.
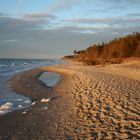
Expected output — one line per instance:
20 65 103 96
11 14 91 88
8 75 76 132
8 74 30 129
0 58 140 139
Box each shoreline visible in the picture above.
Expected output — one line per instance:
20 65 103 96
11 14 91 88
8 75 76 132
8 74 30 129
0 59 140 139
0 66 73 139
10 68 50 101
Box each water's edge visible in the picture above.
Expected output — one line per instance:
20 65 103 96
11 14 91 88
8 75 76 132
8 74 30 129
0 59 64 116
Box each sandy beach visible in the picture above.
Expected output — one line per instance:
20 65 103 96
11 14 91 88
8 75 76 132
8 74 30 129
0 58 140 139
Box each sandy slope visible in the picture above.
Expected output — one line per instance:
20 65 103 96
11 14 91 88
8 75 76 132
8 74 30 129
0 59 139 139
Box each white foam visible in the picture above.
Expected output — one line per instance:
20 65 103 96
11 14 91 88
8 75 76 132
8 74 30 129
24 100 31 104
41 98 51 103
23 62 28 65
0 102 13 116
32 101 36 105
16 99 23 101
18 105 23 108
22 111 26 114
11 63 15 66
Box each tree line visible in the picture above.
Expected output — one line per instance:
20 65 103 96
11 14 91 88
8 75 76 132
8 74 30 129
64 32 140 65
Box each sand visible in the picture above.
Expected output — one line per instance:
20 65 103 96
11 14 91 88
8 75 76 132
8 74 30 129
0 58 140 139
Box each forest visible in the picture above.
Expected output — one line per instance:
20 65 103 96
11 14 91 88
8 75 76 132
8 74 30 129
64 32 140 65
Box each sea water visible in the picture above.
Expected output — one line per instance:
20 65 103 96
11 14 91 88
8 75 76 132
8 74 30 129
0 58 63 116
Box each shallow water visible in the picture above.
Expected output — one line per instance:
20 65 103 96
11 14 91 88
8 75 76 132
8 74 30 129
0 74 31 116
0 58 63 116
39 72 60 87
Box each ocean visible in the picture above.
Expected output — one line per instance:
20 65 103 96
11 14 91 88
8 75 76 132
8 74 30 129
0 58 63 116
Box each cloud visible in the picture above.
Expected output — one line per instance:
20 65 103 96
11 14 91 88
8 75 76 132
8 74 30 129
0 9 140 58
0 12 9 17
47 0 140 13
47 0 85 13
23 13 56 20
0 12 4 16
47 0 125 13
0 15 48 43
127 13 140 17
65 15 140 27
120 0 140 4
47 24 140 35
0 11 56 34
66 18 113 24
46 0 140 16
47 25 104 34
0 16 42 33
0 40 17 43
0 11 56 37
0 13 139 43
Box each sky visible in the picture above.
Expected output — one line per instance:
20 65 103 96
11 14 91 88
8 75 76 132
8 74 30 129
0 0 140 59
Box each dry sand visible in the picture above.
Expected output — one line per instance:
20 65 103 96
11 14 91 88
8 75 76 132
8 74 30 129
0 58 140 140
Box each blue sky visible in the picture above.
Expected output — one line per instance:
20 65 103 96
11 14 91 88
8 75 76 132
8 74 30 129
0 0 140 58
